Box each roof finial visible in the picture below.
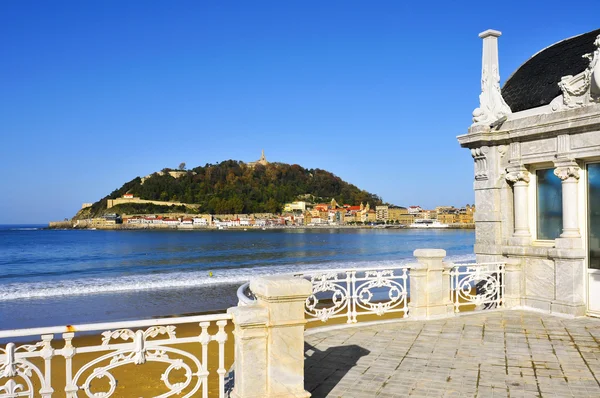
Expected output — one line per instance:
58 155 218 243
472 30 512 126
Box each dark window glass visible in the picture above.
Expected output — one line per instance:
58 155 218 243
589 164 600 269
537 169 562 240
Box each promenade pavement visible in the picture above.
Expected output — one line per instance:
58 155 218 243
304 310 600 397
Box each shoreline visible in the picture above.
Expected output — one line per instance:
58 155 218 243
47 223 475 231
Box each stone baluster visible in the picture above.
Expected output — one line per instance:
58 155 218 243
506 166 531 244
228 305 269 398
229 275 312 398
504 258 523 308
408 249 454 320
554 161 581 242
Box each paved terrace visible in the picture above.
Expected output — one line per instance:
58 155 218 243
304 310 600 398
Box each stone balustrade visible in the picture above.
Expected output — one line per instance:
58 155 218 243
0 250 517 398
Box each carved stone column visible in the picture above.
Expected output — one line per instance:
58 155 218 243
505 166 531 243
554 161 581 240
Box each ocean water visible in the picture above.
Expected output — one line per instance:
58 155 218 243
0 225 474 329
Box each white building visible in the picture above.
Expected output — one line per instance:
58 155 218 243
407 206 422 215
458 28 600 317
193 217 208 226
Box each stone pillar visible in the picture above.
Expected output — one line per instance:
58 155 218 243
554 161 581 241
472 29 512 125
228 305 269 398
504 257 523 308
250 275 312 398
408 249 454 319
506 166 531 244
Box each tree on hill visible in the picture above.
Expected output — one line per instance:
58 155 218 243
77 160 383 217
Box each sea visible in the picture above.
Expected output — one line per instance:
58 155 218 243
0 225 475 330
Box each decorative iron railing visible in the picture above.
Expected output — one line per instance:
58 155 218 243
0 313 233 398
296 266 410 323
449 262 505 313
236 261 505 325
236 266 410 323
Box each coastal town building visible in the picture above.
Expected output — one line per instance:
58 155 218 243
375 205 389 221
283 201 307 212
458 28 600 316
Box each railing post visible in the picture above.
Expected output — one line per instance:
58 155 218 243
232 275 312 398
253 275 312 398
504 258 523 308
408 249 454 320
227 305 269 398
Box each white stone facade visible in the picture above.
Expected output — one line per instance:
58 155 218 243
458 29 600 317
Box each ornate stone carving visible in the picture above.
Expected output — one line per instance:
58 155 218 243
471 146 490 181
554 165 580 181
498 145 508 158
551 34 600 111
505 169 530 184
472 30 512 125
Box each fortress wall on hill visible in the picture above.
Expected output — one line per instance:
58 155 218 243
106 197 201 209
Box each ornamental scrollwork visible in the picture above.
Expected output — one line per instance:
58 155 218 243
354 270 407 316
72 324 205 398
554 165 580 181
473 64 512 125
471 146 490 181
101 325 176 346
0 341 50 398
450 263 504 312
304 272 349 322
552 34 600 111
505 170 530 184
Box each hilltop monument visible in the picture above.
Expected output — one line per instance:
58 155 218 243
248 150 269 167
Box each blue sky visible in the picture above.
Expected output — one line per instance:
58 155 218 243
1 1 599 224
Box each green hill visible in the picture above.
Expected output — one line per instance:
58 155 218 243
75 160 383 218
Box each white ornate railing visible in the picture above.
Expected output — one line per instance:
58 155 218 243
0 313 232 398
449 262 505 313
294 266 410 323
235 261 506 326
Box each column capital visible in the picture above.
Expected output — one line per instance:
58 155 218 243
505 168 530 184
554 164 580 181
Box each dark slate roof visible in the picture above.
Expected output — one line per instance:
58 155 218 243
502 28 600 112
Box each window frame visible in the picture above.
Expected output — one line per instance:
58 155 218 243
528 164 563 244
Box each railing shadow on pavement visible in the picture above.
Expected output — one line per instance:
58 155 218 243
304 341 370 398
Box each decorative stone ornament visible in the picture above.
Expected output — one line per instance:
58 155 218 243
471 146 490 181
551 34 600 111
472 30 512 125
505 169 530 184
554 165 580 181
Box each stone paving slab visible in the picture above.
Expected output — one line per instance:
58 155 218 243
304 310 600 397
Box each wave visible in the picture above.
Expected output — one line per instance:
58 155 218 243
0 253 475 301
9 228 40 231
